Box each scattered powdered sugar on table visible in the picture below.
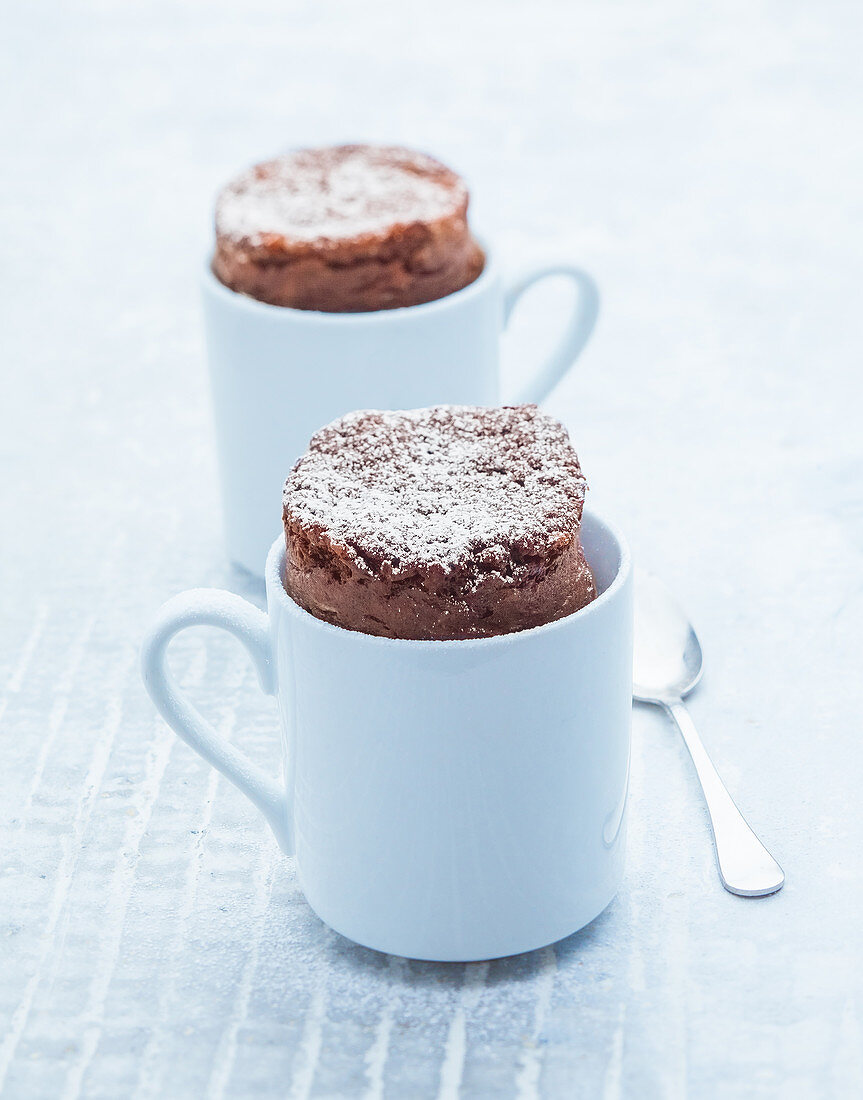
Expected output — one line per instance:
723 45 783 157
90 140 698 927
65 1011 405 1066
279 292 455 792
216 144 467 247
283 405 588 575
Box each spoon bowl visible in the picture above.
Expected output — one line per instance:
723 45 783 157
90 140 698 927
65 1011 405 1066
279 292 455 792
633 570 704 703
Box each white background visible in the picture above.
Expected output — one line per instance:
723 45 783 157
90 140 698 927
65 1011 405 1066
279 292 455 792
1 1 862 1096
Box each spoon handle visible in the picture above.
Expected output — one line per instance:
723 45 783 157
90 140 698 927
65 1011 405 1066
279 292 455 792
663 700 785 897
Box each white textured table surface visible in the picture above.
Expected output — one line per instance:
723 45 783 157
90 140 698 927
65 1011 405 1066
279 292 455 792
2 2 862 1096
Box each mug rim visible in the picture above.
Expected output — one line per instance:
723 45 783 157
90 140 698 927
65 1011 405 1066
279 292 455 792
201 237 499 322
265 507 631 650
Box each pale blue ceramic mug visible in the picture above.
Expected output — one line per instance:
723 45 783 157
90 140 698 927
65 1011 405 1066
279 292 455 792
140 510 630 962
202 247 600 576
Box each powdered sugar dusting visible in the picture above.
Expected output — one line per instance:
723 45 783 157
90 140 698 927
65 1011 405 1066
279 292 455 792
216 145 467 247
283 405 588 576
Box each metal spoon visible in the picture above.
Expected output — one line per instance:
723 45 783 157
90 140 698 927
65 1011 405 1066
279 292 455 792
633 569 785 897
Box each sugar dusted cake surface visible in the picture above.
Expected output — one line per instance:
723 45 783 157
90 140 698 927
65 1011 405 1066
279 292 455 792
286 405 586 577
282 404 597 640
216 145 468 248
213 145 485 312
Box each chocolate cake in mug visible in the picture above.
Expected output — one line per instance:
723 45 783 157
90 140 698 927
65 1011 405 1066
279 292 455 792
282 404 597 640
213 144 485 312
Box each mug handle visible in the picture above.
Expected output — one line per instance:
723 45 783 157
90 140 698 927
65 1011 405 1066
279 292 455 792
503 264 600 405
140 589 293 854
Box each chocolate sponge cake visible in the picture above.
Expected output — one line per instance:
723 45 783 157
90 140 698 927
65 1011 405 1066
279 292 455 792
282 405 597 640
213 145 485 312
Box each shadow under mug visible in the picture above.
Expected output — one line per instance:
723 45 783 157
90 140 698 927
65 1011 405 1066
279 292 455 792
202 247 600 577
141 511 632 962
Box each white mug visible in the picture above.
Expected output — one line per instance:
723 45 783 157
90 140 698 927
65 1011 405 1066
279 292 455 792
141 511 632 961
202 249 600 576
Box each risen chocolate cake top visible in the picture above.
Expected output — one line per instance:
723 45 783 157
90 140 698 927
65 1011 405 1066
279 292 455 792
216 144 468 250
283 405 589 580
